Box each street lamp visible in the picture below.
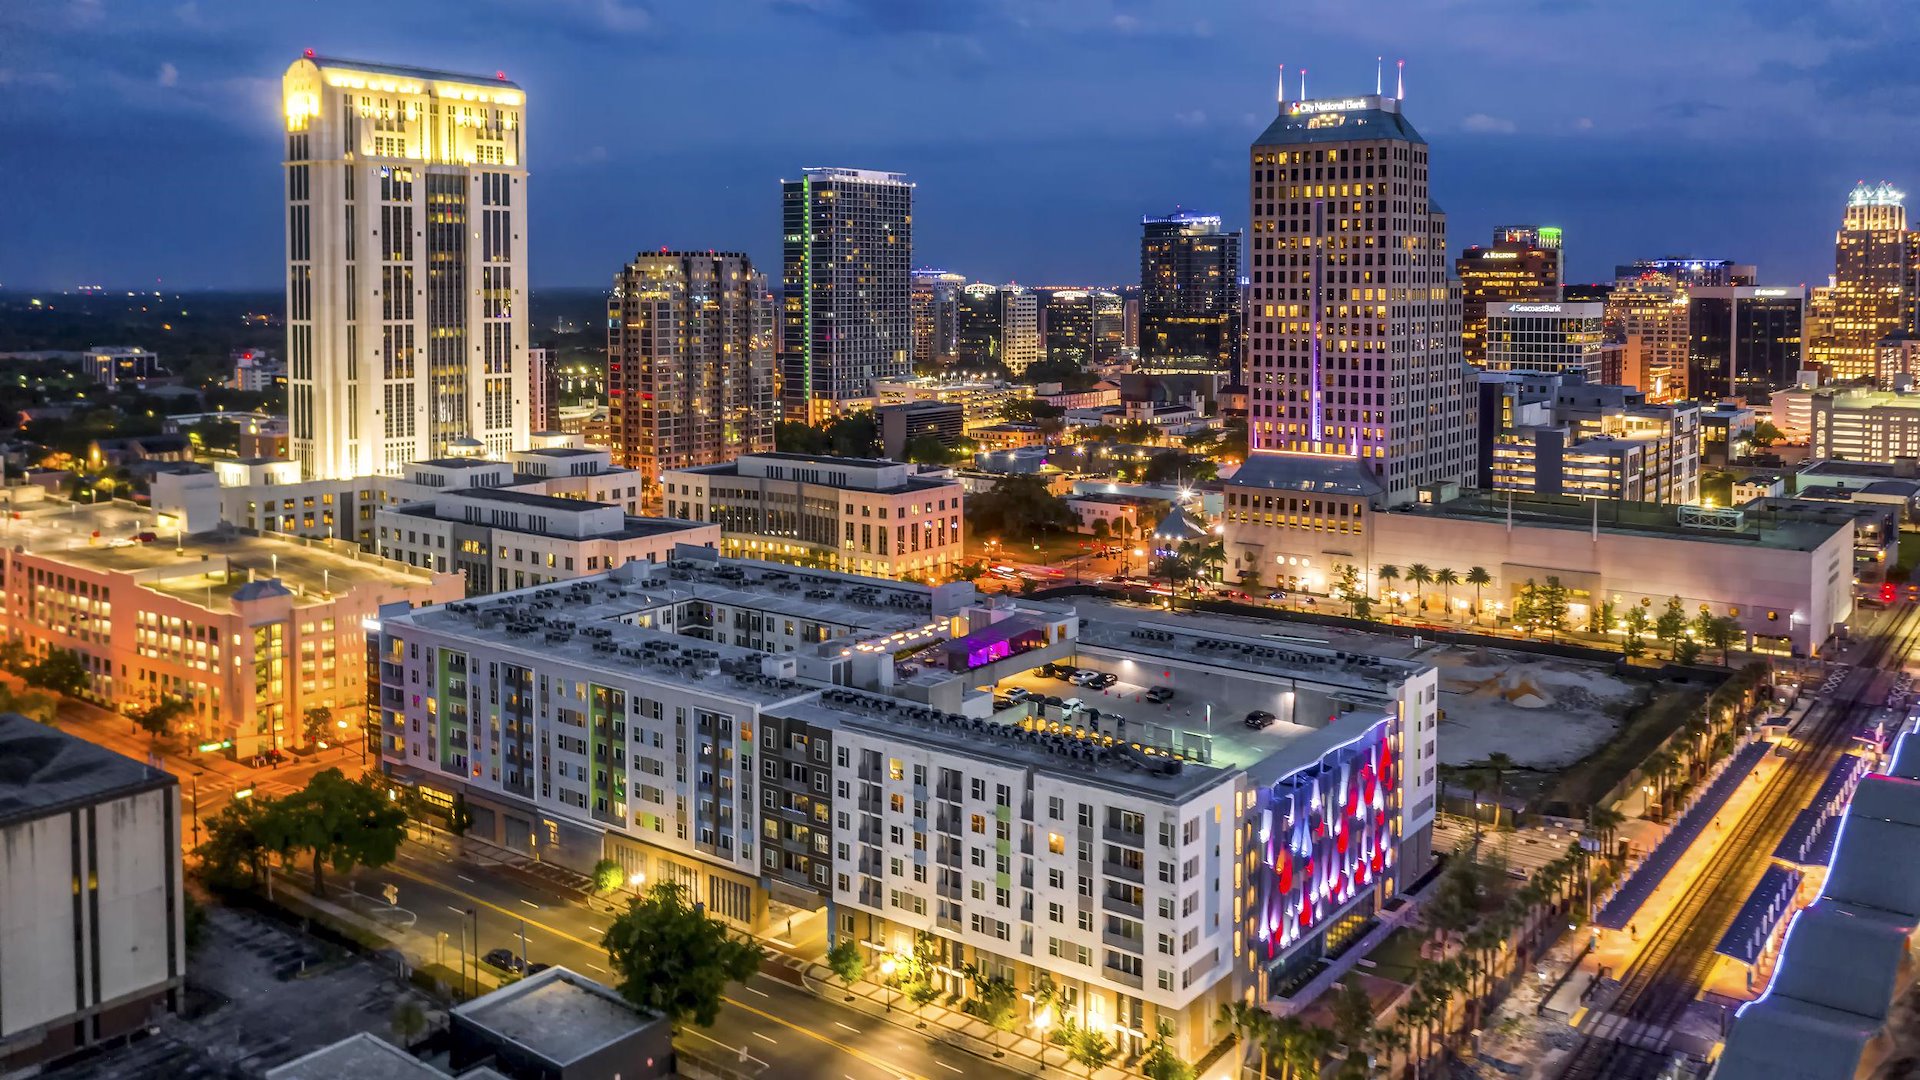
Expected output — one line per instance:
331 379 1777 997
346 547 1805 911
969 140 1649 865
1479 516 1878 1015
880 958 898 1012
1032 1005 1054 1072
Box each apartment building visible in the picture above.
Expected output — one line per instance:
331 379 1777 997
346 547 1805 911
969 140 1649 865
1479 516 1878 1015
1482 380 1701 504
376 486 716 595
374 546 1436 1063
659 453 965 581
1809 389 1920 465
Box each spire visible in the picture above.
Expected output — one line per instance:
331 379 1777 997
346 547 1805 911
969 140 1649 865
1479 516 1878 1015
1396 59 1404 99
1277 63 1286 104
1376 56 1383 95
1300 68 1307 100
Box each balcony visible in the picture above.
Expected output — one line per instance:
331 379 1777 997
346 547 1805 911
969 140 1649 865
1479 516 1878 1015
1101 858 1144 884
1102 927 1145 954
1101 824 1146 848
1102 957 1145 990
1101 892 1144 920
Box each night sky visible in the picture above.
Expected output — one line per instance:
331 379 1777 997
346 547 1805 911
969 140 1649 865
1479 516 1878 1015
2 0 1916 292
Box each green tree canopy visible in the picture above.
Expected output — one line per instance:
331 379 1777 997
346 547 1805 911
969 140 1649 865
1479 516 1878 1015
968 474 1077 542
24 648 90 696
591 858 625 892
279 768 408 895
602 881 765 1029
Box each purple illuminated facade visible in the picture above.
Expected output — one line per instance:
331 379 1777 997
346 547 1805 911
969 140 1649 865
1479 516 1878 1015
1250 715 1400 963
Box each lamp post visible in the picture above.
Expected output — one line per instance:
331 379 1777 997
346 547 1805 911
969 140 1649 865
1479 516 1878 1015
1032 1005 1053 1073
880 957 897 1012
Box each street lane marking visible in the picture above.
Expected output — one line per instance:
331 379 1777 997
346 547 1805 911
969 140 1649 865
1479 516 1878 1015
683 1028 767 1069
381 863 928 1080
445 905 467 916
519 899 540 909
935 1063 962 1074
835 1022 860 1033
742 984 770 998
457 874 476 883
752 1031 778 1045
587 963 609 973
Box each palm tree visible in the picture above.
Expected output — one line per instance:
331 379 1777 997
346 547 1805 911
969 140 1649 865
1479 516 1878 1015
1376 564 1400 606
1405 564 1433 612
1434 568 1460 619
1642 749 1676 818
1589 804 1625 856
1220 1001 1273 1080
1483 752 1515 831
1465 566 1491 619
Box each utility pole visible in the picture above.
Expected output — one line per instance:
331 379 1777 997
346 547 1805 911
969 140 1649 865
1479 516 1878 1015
190 774 200 849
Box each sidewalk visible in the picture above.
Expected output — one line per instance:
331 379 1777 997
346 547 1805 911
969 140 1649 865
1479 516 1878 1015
791 959 1135 1080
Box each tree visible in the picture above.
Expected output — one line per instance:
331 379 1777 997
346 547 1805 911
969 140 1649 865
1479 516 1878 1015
1070 1024 1116 1078
1142 1017 1195 1080
447 792 475 837
131 695 193 747
1751 419 1784 448
0 685 58 726
1590 601 1617 638
591 858 625 893
1700 613 1741 665
198 793 291 889
1537 577 1571 639
1655 597 1688 658
390 1000 428 1046
302 705 334 748
1512 579 1540 635
602 881 765 1029
1676 637 1704 665
1642 749 1676 817
1220 1000 1273 1080
902 434 958 465
968 474 1077 544
279 768 408 896
23 648 90 697
1622 633 1647 661
1405 564 1433 611
1465 566 1491 618
1624 604 1651 647
1329 981 1378 1075
970 974 1019 1057
1377 564 1400 604
1091 518 1112 543
1483 752 1515 831
1434 568 1460 617
826 939 866 1000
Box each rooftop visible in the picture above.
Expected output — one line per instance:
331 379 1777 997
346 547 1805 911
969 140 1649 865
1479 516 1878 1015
1254 95 1425 147
452 967 660 1068
306 54 523 91
1227 452 1385 498
8 498 440 612
263 1033 444 1080
0 712 174 825
1410 491 1850 552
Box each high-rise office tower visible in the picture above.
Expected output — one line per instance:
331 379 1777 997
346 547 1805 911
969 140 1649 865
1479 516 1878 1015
607 252 775 489
1483 301 1603 382
1041 289 1124 369
1687 286 1805 400
1607 273 1691 402
526 346 554 432
281 54 531 479
1810 181 1917 382
1139 212 1242 373
1613 259 1755 288
780 168 914 423
1455 225 1562 364
953 284 1040 374
1240 88 1475 504
910 268 964 370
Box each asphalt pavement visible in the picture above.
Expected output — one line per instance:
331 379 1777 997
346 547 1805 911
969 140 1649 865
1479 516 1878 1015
345 843 1030 1080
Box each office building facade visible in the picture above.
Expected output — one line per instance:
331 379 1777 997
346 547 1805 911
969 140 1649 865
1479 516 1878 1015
1809 389 1920 464
1687 286 1806 400
1239 90 1476 505
1614 258 1754 289
1607 273 1690 402
281 55 532 479
1483 301 1604 382
1811 182 1918 382
911 268 965 370
1140 213 1242 373
607 252 775 490
780 168 914 422
1041 289 1125 369
1456 226 1562 364
954 284 1041 375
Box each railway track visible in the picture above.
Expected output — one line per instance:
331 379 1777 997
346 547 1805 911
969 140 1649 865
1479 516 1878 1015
1555 603 1920 1080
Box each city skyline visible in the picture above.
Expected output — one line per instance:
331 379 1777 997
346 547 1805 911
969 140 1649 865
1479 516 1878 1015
3 1 1918 291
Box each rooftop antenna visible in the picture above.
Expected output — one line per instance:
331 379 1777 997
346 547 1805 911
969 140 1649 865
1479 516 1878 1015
1277 64 1286 104
1299 68 1307 100
1376 57 1383 95
1396 59 1404 98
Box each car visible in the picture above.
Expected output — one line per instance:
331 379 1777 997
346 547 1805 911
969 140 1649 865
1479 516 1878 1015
1005 687 1032 703
1144 686 1175 704
1052 666 1080 682
134 531 158 543
1071 670 1100 686
482 948 527 974
1089 672 1118 689
525 962 552 975
1060 697 1087 714
104 538 135 548
1266 591 1287 600
1244 710 1277 730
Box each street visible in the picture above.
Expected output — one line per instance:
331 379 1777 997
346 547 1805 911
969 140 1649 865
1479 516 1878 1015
343 841 1032 1080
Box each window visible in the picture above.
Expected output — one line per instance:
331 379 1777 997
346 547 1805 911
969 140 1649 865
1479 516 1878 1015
888 758 903 781
1048 832 1065 855
1048 902 1064 923
970 813 986 835
1049 796 1065 820
1048 868 1065 889
971 778 986 801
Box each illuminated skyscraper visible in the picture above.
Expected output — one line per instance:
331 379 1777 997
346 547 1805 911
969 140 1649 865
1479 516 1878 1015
780 168 914 423
910 268 964 369
1455 226 1561 365
1041 289 1124 369
1607 273 1691 402
607 252 775 490
1613 258 1754 288
1811 181 1917 382
281 54 531 479
953 284 1040 374
1139 212 1242 373
1237 87 1475 505
1686 286 1805 400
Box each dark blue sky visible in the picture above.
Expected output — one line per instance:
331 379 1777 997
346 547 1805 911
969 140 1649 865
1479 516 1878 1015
2 0 1915 292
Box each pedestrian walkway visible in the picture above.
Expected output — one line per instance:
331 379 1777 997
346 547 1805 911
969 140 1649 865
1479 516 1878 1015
1595 738 1769 929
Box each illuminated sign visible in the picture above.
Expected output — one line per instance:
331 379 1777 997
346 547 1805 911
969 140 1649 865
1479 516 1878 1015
196 738 233 753
1504 303 1564 313
1751 288 1791 298
1538 226 1563 245
1479 251 1520 260
1290 97 1369 115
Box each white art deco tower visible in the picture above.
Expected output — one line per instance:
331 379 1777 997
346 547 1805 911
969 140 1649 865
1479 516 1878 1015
282 53 531 479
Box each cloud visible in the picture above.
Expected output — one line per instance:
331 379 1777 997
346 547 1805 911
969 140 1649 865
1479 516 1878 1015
0 69 69 91
534 0 653 34
572 145 610 166
1173 109 1208 128
158 62 179 88
1112 13 1140 32
1575 117 1595 131
1461 113 1517 135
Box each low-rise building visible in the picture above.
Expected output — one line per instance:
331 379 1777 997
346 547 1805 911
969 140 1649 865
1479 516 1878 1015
1701 404 1757 466
87 345 162 389
973 422 1043 452
1222 455 1851 655
1 496 459 755
1808 388 1920 465
451 967 673 1080
660 453 965 582
376 487 716 595
877 401 967 459
873 379 1033 432
1478 376 1700 504
0 715 183 1073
